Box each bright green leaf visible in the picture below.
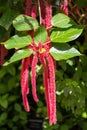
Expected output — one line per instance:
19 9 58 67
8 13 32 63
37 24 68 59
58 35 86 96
50 46 81 61
13 14 39 31
4 34 32 49
4 49 33 65
82 112 87 118
51 13 73 28
51 26 83 43
34 25 48 44
0 9 18 30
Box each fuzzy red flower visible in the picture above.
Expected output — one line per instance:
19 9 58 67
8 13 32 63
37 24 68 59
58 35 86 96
61 0 69 15
20 0 57 125
21 58 30 112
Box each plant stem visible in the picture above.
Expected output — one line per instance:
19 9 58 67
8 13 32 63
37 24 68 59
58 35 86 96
38 0 42 24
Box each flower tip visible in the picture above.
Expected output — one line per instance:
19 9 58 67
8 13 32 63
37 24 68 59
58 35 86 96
34 97 39 102
49 119 57 125
25 106 30 112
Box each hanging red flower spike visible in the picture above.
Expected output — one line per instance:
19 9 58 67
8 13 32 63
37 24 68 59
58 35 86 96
31 53 39 102
61 0 69 15
21 58 30 112
20 0 57 124
40 0 52 29
25 0 32 16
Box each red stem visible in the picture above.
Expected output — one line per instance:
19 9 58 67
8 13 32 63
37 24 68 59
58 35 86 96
0 45 8 66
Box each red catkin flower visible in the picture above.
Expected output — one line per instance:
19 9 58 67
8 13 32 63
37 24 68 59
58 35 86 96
21 58 30 112
40 55 50 118
21 41 57 124
45 0 52 29
40 0 52 29
31 5 37 18
40 0 46 25
61 0 69 15
21 0 37 111
31 53 39 102
39 42 57 124
25 0 32 16
46 54 57 124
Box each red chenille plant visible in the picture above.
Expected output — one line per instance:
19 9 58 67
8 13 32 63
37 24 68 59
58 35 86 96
21 0 57 124
3 0 83 125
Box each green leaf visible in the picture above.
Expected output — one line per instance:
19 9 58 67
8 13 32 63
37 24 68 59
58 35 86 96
6 65 16 76
13 14 39 31
0 26 7 41
0 99 8 108
0 112 7 123
0 84 7 94
50 45 81 61
8 95 18 102
34 25 48 44
0 68 6 78
19 112 27 120
51 13 73 28
4 34 32 49
4 49 33 65
0 9 18 30
14 103 22 112
0 95 8 108
60 124 69 130
51 26 83 43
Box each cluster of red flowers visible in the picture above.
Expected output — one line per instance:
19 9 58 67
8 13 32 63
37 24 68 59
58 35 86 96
21 0 57 124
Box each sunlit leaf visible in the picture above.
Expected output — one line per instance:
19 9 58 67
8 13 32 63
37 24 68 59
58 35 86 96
4 34 32 49
4 49 33 65
51 13 73 28
51 26 83 43
13 14 39 31
34 25 48 44
50 45 81 61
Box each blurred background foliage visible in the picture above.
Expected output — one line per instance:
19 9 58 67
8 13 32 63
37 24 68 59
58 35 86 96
0 0 87 129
